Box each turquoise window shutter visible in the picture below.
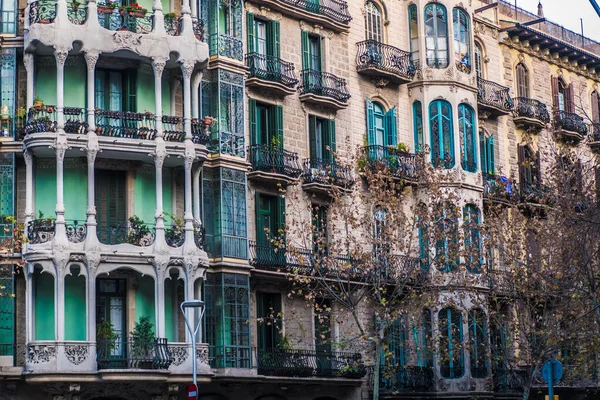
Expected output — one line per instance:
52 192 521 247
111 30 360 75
249 98 257 145
327 119 336 159
385 107 397 147
274 105 284 149
488 135 495 174
308 115 317 160
366 98 375 146
301 31 310 70
276 195 286 237
413 101 423 153
246 13 255 54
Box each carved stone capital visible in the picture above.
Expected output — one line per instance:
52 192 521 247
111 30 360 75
86 147 98 164
23 149 33 166
152 59 167 78
23 53 34 73
54 139 69 161
84 52 99 70
180 61 194 80
54 50 68 68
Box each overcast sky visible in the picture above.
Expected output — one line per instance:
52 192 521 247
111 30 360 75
514 0 600 42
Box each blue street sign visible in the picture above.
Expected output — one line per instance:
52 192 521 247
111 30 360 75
541 359 563 384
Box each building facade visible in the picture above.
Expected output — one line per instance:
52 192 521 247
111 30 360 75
0 0 600 398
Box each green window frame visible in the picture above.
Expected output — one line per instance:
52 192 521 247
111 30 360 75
248 99 284 148
95 69 136 112
429 100 454 168
413 101 424 153
364 1 382 42
439 307 464 379
424 3 448 68
458 103 477 172
469 308 488 378
246 13 280 57
256 292 282 350
463 204 482 273
309 115 336 162
366 98 397 147
0 265 14 355
479 130 495 176
1 49 16 139
434 203 458 272
302 31 322 71
255 192 285 244
453 7 471 73
408 4 419 64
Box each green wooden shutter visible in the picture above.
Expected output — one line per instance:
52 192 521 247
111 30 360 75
366 98 375 146
276 195 286 236
385 107 398 147
249 99 257 145
487 136 495 175
327 119 336 159
309 115 317 161
246 13 255 54
301 31 310 70
124 69 137 112
274 105 284 149
267 20 280 58
255 192 263 243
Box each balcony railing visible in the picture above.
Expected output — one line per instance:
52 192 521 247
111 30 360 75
27 219 55 244
162 115 184 142
194 224 205 249
97 220 155 246
25 105 57 134
246 53 299 88
299 69 351 103
192 17 205 40
513 97 550 124
97 9 152 34
67 3 87 24
355 41 415 82
483 174 517 204
275 0 351 25
249 241 313 273
209 33 243 61
361 145 419 181
554 110 588 137
256 348 366 379
477 77 513 114
95 110 156 139
66 220 87 243
248 144 302 179
29 0 56 24
164 16 181 36
97 337 173 370
367 365 434 392
302 158 355 188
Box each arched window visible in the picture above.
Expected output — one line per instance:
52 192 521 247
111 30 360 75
424 3 448 68
474 42 483 79
366 99 397 148
515 63 529 98
458 103 476 172
409 4 419 64
439 307 464 379
365 1 382 42
434 203 458 272
429 100 454 168
413 101 424 153
453 8 471 73
479 130 495 176
463 204 481 273
468 309 488 378
592 91 600 123
414 309 433 367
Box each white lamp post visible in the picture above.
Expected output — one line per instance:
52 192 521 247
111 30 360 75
180 299 206 390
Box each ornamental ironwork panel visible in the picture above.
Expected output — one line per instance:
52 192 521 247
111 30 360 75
27 219 55 244
66 220 87 243
299 69 350 103
97 337 173 370
29 0 56 24
248 144 302 178
302 158 355 188
165 223 184 247
67 4 87 25
246 53 298 88
95 110 156 139
97 9 152 33
477 77 513 113
210 33 243 61
356 41 416 81
162 115 184 142
96 220 155 246
367 365 434 392
554 110 588 136
164 16 181 36
256 348 366 378
1 50 17 140
361 145 418 181
275 0 351 24
513 97 550 123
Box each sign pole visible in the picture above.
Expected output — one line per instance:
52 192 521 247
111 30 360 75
181 300 205 400
548 364 553 400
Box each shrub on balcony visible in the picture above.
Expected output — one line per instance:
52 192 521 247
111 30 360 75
127 215 151 245
130 316 155 368
97 320 118 353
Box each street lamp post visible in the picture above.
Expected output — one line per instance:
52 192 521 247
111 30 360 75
180 299 206 390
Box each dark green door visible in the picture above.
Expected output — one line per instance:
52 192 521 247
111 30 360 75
96 278 126 367
256 292 282 350
315 298 332 375
95 170 127 244
0 266 14 357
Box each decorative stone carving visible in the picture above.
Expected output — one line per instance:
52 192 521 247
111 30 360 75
65 345 88 365
196 346 209 365
113 32 142 50
84 53 99 70
180 62 194 80
169 346 189 366
152 59 166 78
23 53 34 73
54 51 68 67
28 344 57 363
371 78 389 88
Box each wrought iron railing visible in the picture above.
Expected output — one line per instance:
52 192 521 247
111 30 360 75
97 337 172 370
361 145 419 180
97 9 152 34
95 110 156 139
256 348 365 378
554 110 588 136
194 224 205 249
162 115 184 142
25 105 57 134
27 219 55 244
249 241 313 273
248 144 302 178
29 0 56 24
192 17 204 41
66 220 87 243
356 41 415 81
302 158 355 188
192 119 210 145
64 107 88 134
67 3 87 24
275 0 351 24
164 16 181 36
209 33 243 61
299 69 351 103
477 77 513 113
367 365 434 392
246 53 299 88
513 97 550 123
96 220 155 246
165 224 184 247
483 174 517 203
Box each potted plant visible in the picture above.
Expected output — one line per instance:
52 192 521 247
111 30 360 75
130 316 155 369
33 97 44 111
203 115 214 127
97 0 118 13
127 215 152 245
120 2 147 17
70 0 81 10
96 320 119 368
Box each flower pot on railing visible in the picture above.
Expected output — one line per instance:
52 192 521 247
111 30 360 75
97 5 115 13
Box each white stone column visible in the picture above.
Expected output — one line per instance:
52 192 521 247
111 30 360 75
23 150 34 224
192 163 201 224
55 50 67 131
155 265 166 338
153 150 166 239
25 268 33 343
84 53 98 135
87 0 99 28
85 148 98 233
152 0 166 35
181 62 194 141
54 141 68 234
191 71 202 119
183 149 195 245
23 54 34 109
55 268 64 341
152 59 166 138
87 266 97 342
